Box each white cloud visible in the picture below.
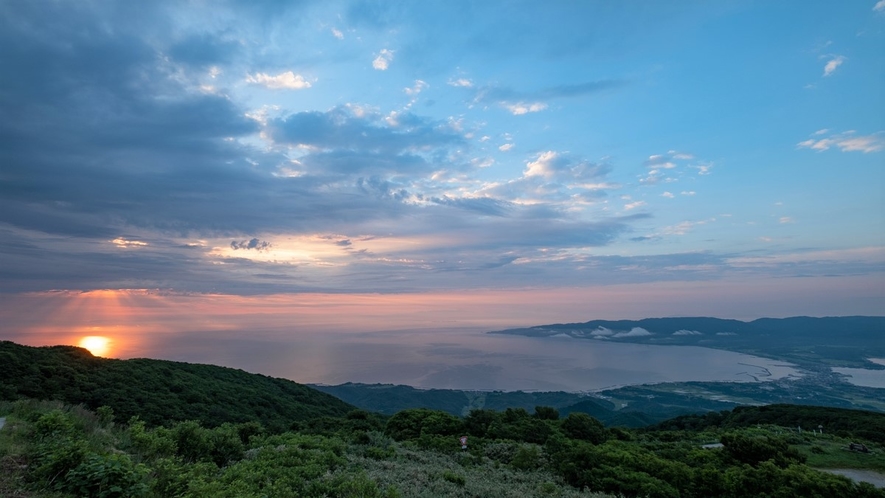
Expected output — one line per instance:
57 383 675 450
779 216 794 224
646 155 676 169
373 49 394 70
642 150 709 183
246 71 312 90
523 151 608 182
659 218 713 236
624 201 646 210
331 28 344 39
797 130 885 153
612 327 652 338
404 80 428 96
823 55 846 76
112 237 148 248
590 327 614 336
673 329 702 336
875 0 885 12
448 78 473 88
505 102 547 115
524 151 561 178
498 143 514 152
681 191 695 196
662 191 674 198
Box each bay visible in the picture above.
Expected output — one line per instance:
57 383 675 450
161 328 801 392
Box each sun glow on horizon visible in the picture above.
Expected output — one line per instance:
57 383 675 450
78 336 112 357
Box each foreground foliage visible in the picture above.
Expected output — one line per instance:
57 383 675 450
3 400 884 498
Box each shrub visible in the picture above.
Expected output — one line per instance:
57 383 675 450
511 444 544 471
441 469 466 486
64 452 149 498
561 413 607 445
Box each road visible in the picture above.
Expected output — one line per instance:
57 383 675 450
819 468 885 489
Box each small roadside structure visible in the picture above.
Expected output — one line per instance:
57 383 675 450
701 442 723 449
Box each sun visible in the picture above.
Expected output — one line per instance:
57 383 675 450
78 336 111 357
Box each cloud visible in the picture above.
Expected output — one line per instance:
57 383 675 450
448 78 473 88
797 130 885 153
246 71 312 90
373 49 394 70
168 34 240 68
230 238 271 251
822 55 845 76
264 106 465 177
673 329 702 336
875 0 885 12
612 327 652 338
624 201 646 210
504 102 548 115
472 80 623 115
590 327 614 336
640 150 706 184
404 80 428 96
331 28 344 39
662 192 674 198
635 218 715 242
112 238 148 248
9 0 875 299
524 151 610 181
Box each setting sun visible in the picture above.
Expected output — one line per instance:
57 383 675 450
78 336 111 357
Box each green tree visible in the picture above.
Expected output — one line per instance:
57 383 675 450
561 412 607 444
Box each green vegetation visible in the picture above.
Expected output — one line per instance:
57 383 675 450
0 401 611 498
651 404 885 445
5 400 882 498
0 341 355 432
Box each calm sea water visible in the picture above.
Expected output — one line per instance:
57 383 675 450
832 361 885 389
155 328 800 392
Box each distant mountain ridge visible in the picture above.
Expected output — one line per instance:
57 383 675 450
489 316 885 367
0 341 355 431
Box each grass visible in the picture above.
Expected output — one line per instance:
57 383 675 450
799 441 885 472
789 431 885 472
351 444 617 498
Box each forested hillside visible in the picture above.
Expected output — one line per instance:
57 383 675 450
0 341 354 431
651 404 885 444
312 383 704 427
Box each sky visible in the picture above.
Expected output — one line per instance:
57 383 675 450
1 1 883 367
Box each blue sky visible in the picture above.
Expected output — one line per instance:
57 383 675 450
0 1 883 355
